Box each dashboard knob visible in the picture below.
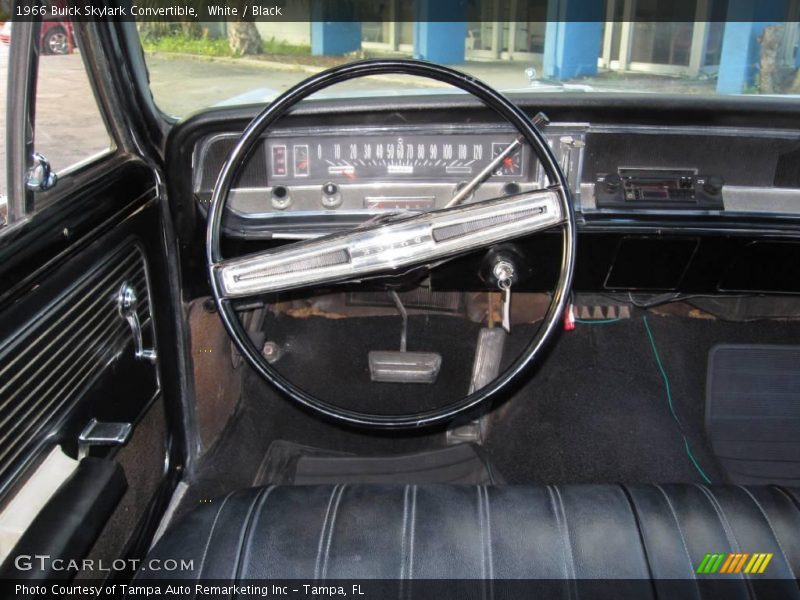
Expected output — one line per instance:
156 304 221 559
604 173 622 193
271 186 291 210
702 175 724 196
321 182 342 209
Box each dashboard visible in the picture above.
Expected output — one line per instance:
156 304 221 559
192 113 800 243
193 124 586 238
173 95 800 296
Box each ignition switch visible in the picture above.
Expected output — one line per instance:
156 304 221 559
479 245 530 289
479 245 531 334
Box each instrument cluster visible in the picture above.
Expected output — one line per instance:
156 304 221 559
193 124 587 238
266 133 526 185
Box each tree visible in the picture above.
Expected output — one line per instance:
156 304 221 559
228 21 263 56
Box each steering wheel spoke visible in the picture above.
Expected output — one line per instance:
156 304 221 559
215 189 564 298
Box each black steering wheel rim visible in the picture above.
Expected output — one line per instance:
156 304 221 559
207 58 576 429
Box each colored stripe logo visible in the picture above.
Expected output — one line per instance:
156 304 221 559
696 552 773 574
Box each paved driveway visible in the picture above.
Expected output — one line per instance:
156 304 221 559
144 54 439 116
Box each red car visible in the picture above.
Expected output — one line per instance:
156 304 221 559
0 19 75 55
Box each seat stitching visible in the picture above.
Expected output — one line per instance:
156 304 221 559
545 486 570 580
654 484 701 596
406 485 417 600
552 486 579 600
314 485 340 581
772 485 800 512
484 486 494 581
483 486 494 600
237 486 275 580
194 491 234 590
547 484 577 600
477 486 486 582
618 485 657 587
694 483 755 600
400 484 410 581
654 485 697 577
553 485 578 581
694 484 742 553
321 484 347 580
409 485 417 578
737 485 797 581
232 487 271 585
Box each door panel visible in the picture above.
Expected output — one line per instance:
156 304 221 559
0 158 183 576
0 238 159 499
0 14 186 579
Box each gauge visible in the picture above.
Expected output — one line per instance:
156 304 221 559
266 133 526 183
271 145 287 177
491 142 523 177
293 144 310 177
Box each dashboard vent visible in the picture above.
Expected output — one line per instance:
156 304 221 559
0 245 152 493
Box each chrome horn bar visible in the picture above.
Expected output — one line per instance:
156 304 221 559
215 188 564 298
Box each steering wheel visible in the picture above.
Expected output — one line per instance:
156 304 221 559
207 59 575 429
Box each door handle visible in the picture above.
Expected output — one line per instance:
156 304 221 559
117 282 156 363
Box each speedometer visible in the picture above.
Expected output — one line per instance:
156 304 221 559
265 133 526 184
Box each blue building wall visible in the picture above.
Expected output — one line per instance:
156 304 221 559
306 0 794 94
311 22 362 56
310 0 362 56
543 0 605 79
413 0 468 63
716 0 788 93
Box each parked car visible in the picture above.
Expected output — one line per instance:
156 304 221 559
0 19 75 54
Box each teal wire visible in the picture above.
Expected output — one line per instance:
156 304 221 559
642 316 679 424
574 318 622 324
684 438 712 485
642 315 712 485
573 313 713 483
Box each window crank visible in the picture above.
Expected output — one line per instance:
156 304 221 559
117 282 157 363
492 260 516 333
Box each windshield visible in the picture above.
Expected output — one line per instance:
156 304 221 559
139 11 800 117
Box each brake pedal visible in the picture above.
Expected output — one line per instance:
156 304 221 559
368 351 442 384
368 290 442 384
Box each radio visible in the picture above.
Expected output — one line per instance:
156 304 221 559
595 168 724 209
